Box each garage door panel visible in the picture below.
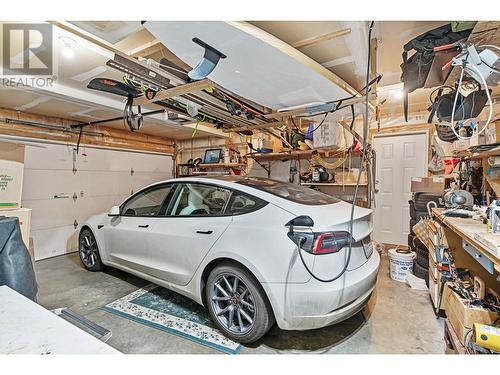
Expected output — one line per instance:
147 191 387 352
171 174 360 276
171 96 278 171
32 225 78 261
21 143 173 260
22 169 78 201
75 195 128 223
24 144 74 170
75 170 133 197
23 198 75 231
75 147 172 173
130 172 171 192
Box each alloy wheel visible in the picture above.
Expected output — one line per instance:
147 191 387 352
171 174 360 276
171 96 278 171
210 273 256 334
79 233 98 268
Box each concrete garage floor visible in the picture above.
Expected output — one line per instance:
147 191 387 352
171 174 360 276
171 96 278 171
35 252 445 354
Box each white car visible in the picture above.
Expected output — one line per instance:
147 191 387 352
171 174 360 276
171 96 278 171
79 176 380 343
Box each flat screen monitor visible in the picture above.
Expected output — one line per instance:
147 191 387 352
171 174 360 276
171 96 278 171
203 149 222 164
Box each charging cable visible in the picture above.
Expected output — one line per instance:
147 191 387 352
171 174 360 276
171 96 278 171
450 61 493 140
295 21 374 283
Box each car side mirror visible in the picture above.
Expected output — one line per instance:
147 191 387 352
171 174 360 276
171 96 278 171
108 206 120 217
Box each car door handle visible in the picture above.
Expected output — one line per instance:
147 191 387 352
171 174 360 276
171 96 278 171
196 230 213 235
138 224 149 228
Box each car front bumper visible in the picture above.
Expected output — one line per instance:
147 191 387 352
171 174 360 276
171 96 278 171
266 248 380 331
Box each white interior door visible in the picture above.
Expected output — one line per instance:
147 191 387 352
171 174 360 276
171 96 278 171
372 132 427 245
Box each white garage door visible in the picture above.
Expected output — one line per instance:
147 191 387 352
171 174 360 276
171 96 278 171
21 143 173 260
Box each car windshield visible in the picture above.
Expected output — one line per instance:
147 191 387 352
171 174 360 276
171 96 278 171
234 178 341 205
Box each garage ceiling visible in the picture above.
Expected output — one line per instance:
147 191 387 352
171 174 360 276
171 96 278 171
0 22 216 140
1 21 496 138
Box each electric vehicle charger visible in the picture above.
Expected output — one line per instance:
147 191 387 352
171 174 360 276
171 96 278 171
293 21 375 283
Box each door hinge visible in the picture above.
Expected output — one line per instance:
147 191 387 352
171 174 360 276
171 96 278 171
73 219 79 229
130 167 134 176
73 192 78 202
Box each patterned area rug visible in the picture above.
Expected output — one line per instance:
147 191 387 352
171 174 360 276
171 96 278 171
101 284 241 354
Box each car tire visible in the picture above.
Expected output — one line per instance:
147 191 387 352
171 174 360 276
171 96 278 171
409 219 418 235
413 192 443 211
416 250 430 269
413 261 428 281
435 124 458 143
408 233 426 250
78 228 104 272
409 200 428 220
206 262 274 344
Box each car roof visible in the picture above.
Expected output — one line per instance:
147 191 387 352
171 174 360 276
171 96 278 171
140 175 297 210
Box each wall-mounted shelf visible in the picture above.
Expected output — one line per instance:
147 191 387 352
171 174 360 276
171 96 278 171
300 182 368 187
199 163 246 168
455 147 500 160
248 147 358 162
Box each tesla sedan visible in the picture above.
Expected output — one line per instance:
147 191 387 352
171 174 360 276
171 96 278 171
79 176 380 343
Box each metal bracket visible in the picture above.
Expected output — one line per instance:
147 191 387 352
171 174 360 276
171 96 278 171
463 240 494 274
253 158 271 178
52 307 112 342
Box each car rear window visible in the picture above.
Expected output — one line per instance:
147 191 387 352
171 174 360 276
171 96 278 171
235 178 341 205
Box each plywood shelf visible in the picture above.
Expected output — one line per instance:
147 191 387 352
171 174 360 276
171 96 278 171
198 163 246 168
300 182 368 187
454 147 500 160
248 147 359 162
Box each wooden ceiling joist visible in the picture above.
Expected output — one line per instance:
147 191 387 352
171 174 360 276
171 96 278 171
0 108 175 154
264 93 377 119
133 79 214 106
291 28 352 49
126 39 162 57
338 119 364 144
222 120 290 133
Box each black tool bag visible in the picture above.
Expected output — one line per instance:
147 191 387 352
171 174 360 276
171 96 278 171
401 24 472 121
0 216 38 300
430 89 490 123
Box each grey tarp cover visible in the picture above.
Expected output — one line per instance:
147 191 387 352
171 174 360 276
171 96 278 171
0 216 38 300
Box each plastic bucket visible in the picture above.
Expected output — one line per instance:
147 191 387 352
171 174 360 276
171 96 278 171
388 248 415 282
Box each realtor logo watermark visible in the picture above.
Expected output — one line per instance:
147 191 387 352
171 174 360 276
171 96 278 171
1 23 57 88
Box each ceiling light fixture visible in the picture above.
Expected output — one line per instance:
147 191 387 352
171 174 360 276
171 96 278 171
59 36 76 60
394 89 404 100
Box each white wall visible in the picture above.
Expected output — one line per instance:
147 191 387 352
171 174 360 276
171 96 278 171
21 143 173 260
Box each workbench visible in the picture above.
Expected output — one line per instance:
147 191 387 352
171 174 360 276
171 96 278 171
431 208 500 289
0 285 120 354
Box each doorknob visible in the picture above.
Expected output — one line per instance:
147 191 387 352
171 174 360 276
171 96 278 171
138 224 149 228
196 230 213 235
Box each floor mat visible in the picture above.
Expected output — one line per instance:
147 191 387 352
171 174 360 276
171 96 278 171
101 284 241 354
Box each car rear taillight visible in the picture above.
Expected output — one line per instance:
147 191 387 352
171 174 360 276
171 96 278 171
312 231 352 255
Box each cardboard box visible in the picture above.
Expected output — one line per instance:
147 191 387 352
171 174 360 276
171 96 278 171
0 142 25 210
313 118 337 148
410 176 445 193
484 120 500 144
336 169 367 184
0 207 31 247
442 283 499 344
